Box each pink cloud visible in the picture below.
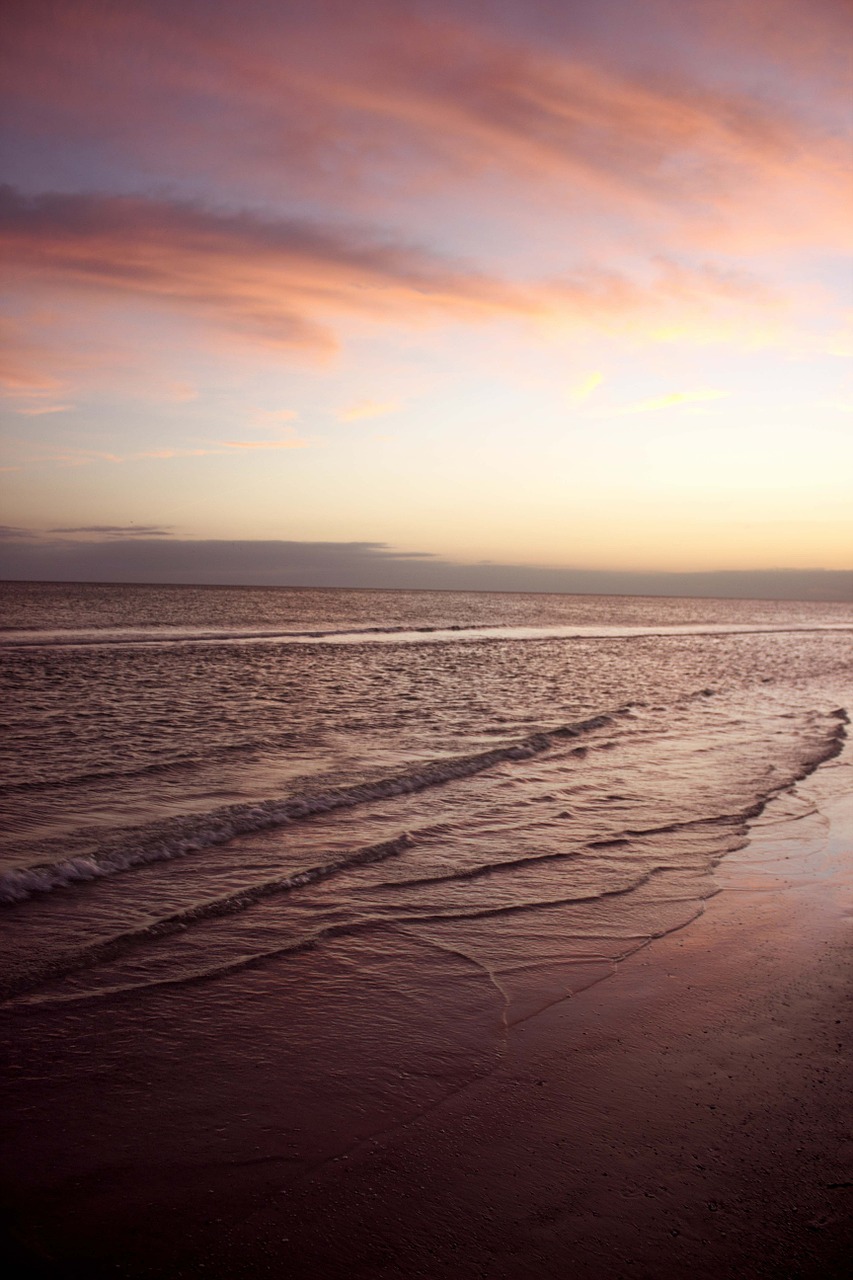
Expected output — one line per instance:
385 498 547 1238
2 2 848 256
0 2 846 396
0 313 133 406
0 318 66 395
133 448 222 461
0 185 796 371
338 399 401 422
165 381 198 403
14 403 73 416
0 186 541 355
221 439 309 450
614 389 729 415
248 408 301 428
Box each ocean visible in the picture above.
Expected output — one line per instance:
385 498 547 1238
1 580 851 1242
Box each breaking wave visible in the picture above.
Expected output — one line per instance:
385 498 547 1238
2 622 850 650
0 711 620 905
0 831 419 1002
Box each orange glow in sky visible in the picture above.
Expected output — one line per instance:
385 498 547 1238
0 0 851 595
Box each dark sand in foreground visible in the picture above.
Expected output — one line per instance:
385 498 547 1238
6 747 852 1279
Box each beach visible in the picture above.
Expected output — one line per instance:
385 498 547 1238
5 711 851 1280
4 3 850 1271
1 584 851 1278
208 740 850 1280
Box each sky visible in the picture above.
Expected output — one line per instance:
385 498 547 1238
1 0 851 598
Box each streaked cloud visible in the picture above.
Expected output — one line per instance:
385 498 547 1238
0 2 849 584
166 381 198 403
0 185 795 382
617 390 729 415
132 448 223 461
3 2 848 255
248 408 300 428
13 402 74 416
0 186 541 356
338 399 401 423
15 446 212 468
37 448 124 467
0 531 848 601
222 439 309 450
0 319 67 395
49 525 174 538
569 373 603 403
0 315 122 407
9 438 310 469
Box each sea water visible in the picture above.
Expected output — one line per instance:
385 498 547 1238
0 581 850 1009
0 582 851 1197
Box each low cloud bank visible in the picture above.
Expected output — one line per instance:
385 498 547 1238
0 535 849 602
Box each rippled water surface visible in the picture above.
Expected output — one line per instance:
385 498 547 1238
1 581 850 1019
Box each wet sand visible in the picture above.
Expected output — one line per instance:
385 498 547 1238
6 746 852 1279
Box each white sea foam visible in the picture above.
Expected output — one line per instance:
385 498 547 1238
1 622 850 649
0 712 619 905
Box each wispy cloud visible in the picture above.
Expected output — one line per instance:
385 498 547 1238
337 399 401 422
33 448 124 467
0 315 119 408
817 397 853 413
132 448 222 461
49 525 174 538
0 2 848 582
10 438 311 470
616 389 729 414
165 381 198 403
248 408 300 428
569 372 603 403
221 438 309 450
3 3 847 255
14 402 74 416
0 184 793 386
0 532 848 601
0 186 541 356
0 319 67 397
14 446 204 468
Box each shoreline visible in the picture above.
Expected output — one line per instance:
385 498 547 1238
6 732 852 1279
188 735 853 1278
